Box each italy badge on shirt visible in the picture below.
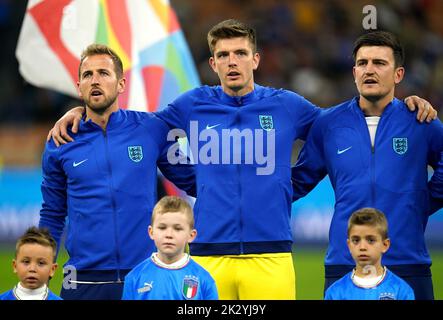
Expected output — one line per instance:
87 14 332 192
182 275 199 299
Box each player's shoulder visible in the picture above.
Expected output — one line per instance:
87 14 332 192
262 86 310 102
176 86 211 101
126 256 154 279
310 98 354 128
329 271 353 290
124 109 169 131
48 291 63 300
385 269 409 286
189 257 215 278
0 289 14 300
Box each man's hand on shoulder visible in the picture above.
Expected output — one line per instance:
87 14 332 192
47 106 85 147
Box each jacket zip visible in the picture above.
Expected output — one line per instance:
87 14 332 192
235 98 244 254
104 129 122 282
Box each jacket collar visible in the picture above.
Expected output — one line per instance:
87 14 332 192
79 108 125 132
216 84 261 106
350 96 400 118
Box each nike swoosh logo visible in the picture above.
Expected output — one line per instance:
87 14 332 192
205 124 221 130
73 159 88 167
337 146 352 155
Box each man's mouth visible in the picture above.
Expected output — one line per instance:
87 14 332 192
363 78 377 84
90 89 103 97
227 71 241 78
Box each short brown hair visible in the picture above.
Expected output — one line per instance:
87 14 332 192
207 19 257 55
152 196 194 228
347 208 388 240
15 227 57 262
78 44 124 79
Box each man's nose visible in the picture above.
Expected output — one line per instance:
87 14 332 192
365 62 375 74
228 52 238 66
91 72 100 84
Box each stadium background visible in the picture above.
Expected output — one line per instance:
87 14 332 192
0 0 442 299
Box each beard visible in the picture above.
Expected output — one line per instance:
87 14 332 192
84 93 118 115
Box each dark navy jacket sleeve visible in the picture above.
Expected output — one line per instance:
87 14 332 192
157 144 196 197
291 110 328 201
39 140 67 252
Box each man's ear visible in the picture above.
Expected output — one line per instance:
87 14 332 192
209 57 217 73
117 77 126 94
252 52 260 71
76 81 83 99
394 67 405 84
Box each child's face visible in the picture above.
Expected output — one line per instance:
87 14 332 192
347 225 390 272
149 211 197 264
13 243 57 290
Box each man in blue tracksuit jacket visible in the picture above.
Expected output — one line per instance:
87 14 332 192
39 44 195 300
48 20 436 300
292 31 443 299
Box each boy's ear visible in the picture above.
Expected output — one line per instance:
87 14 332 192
12 259 17 273
50 263 58 278
382 238 391 253
148 225 154 240
188 229 197 244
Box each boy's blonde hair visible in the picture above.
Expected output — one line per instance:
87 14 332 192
151 196 194 228
15 227 57 262
347 208 388 240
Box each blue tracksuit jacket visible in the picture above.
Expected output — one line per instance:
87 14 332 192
292 97 443 268
156 84 321 255
39 109 195 275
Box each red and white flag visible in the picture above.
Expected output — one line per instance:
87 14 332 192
16 0 200 112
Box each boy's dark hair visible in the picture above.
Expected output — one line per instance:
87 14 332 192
352 31 404 67
347 208 388 240
207 19 257 55
78 43 124 79
15 226 57 262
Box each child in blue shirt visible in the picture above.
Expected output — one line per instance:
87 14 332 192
325 208 414 300
122 196 218 300
0 227 61 300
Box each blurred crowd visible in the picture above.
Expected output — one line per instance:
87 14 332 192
0 0 442 123
175 0 443 112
